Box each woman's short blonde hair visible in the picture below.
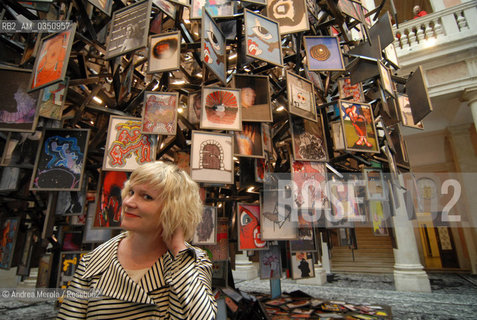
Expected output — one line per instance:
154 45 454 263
121 161 203 242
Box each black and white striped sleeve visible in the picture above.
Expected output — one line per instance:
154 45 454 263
163 247 217 320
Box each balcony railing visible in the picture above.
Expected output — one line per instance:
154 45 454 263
393 1 477 57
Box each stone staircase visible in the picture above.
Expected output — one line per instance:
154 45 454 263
330 227 395 273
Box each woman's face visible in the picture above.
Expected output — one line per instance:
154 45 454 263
121 183 163 234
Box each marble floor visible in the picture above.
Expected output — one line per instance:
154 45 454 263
0 273 476 319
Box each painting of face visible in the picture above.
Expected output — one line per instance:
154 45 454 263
238 203 267 250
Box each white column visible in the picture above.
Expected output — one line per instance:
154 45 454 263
392 176 431 292
232 251 258 281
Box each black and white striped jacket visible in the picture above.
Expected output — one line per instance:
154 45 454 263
56 232 217 319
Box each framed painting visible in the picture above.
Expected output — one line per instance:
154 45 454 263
338 0 360 20
28 24 76 92
378 60 394 96
83 200 114 242
406 65 433 124
237 203 268 250
369 200 389 236
30 128 90 191
147 32 181 73
290 252 314 280
234 122 264 158
397 93 423 129
103 115 157 171
200 87 241 131
0 216 20 269
193 205 217 245
190 131 234 184
262 123 272 153
339 101 379 153
363 168 386 201
266 0 309 35
233 74 272 122
57 251 88 289
141 92 178 135
255 157 267 183
1 132 40 167
244 9 283 67
56 190 86 216
105 0 152 59
36 253 54 288
38 77 68 120
338 77 364 103
60 228 83 251
259 245 282 280
202 9 226 84
384 43 399 68
188 91 201 125
291 161 329 213
0 67 41 132
304 36 345 71
190 0 236 19
261 182 298 240
152 0 177 19
211 260 228 288
290 115 328 162
93 170 129 229
201 217 229 261
286 71 317 122
88 0 113 15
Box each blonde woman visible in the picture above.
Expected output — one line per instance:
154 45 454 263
57 161 217 319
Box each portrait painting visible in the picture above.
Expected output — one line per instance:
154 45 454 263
188 91 201 125
234 122 264 158
290 251 314 280
266 0 309 34
200 87 241 131
105 0 151 59
202 9 226 84
261 178 297 240
397 93 423 129
201 217 229 261
30 128 90 191
259 245 282 280
237 203 268 251
0 216 20 269
147 32 181 73
29 24 76 92
291 161 329 214
152 0 177 19
190 0 235 19
339 101 379 153
245 9 283 67
0 68 40 132
93 171 129 228
286 71 317 122
363 168 386 201
103 116 157 171
338 77 364 103
304 36 345 71
193 205 217 245
141 91 178 135
39 78 68 120
190 131 234 184
378 60 394 96
290 115 328 162
57 251 88 289
88 0 113 15
233 74 272 122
